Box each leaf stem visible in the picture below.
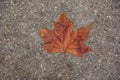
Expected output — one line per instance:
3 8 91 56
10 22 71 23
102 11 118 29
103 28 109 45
64 52 67 61
63 52 71 79
63 52 70 68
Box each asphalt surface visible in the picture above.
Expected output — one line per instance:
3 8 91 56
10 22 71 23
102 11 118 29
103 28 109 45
0 0 120 80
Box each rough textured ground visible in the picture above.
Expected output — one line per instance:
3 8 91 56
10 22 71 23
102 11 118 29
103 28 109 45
0 0 120 80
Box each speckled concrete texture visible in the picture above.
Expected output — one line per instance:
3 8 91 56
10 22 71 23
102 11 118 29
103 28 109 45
0 0 120 80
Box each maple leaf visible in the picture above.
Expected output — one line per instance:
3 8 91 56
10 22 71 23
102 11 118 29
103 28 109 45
40 12 93 57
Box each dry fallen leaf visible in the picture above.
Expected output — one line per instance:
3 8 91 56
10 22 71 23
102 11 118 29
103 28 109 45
40 12 93 57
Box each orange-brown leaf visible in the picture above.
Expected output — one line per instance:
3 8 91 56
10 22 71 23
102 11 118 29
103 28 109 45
40 12 93 57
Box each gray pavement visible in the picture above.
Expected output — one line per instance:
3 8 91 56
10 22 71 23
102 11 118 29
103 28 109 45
0 0 120 80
